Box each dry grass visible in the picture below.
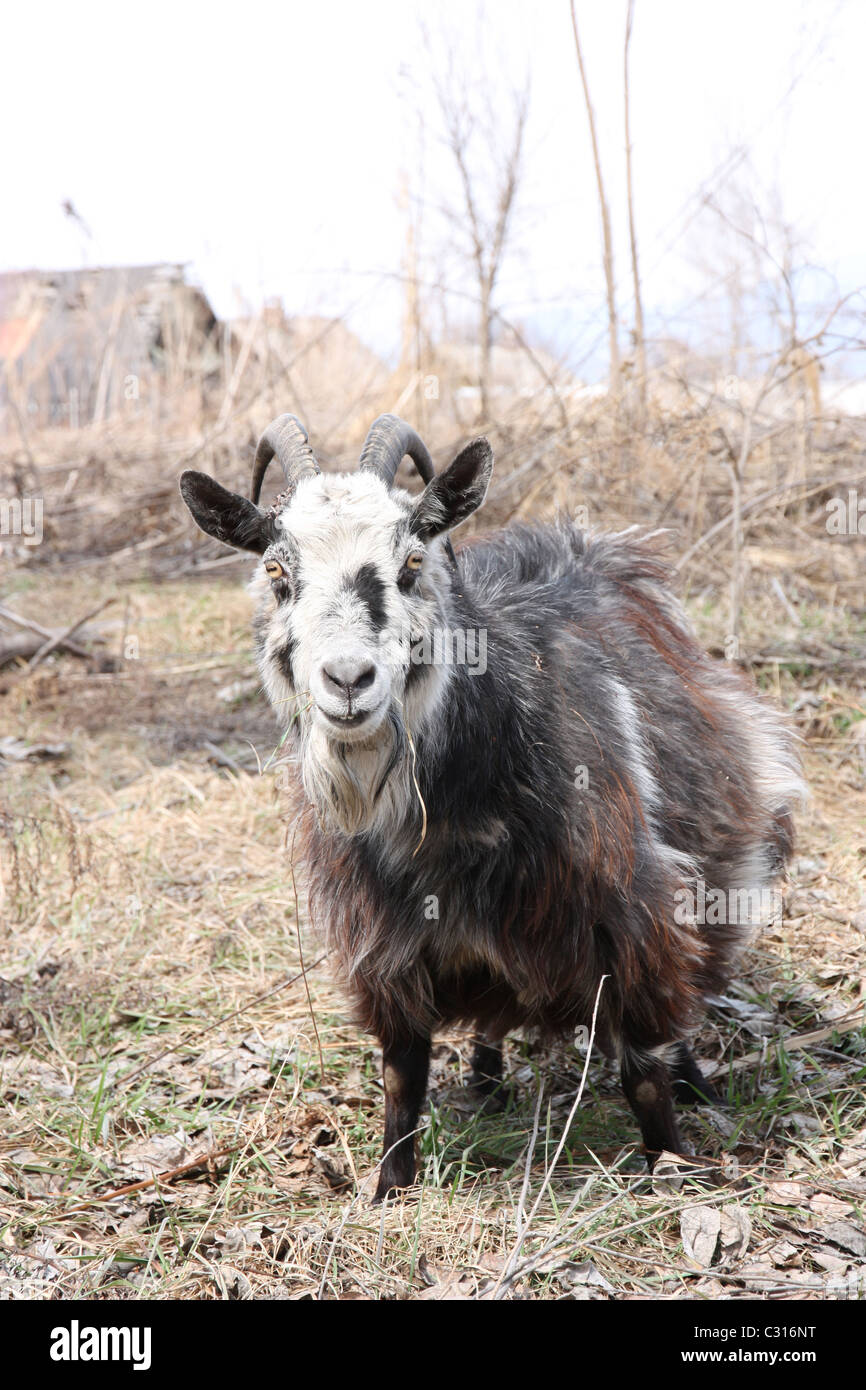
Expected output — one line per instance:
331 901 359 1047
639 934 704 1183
2 351 866 1298
1 563 865 1301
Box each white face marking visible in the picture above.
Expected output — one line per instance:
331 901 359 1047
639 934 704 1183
252 472 452 834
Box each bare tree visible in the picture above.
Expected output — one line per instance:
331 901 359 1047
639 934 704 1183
569 1 620 398
687 186 859 639
396 168 429 435
624 0 646 417
432 62 530 422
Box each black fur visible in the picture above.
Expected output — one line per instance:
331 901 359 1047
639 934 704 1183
179 439 801 1200
180 471 274 554
298 523 801 1196
348 563 388 633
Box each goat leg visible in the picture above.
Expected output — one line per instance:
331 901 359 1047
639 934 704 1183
671 1043 724 1107
373 1032 430 1202
468 1034 509 1111
621 1051 685 1170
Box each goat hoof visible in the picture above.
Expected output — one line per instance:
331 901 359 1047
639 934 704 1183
673 1078 725 1108
372 1183 395 1204
372 1171 417 1204
468 1075 513 1114
372 1185 417 1206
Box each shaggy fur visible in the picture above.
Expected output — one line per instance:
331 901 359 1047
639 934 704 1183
180 423 804 1198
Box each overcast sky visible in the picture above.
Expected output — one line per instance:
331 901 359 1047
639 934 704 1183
4 1 864 374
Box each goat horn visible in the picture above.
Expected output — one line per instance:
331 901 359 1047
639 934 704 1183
358 414 435 489
359 414 457 569
250 414 320 505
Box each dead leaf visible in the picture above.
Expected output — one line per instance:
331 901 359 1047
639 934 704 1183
196 1045 271 1095
0 737 68 762
710 994 775 1037
415 1268 477 1300
313 1150 352 1191
809 1193 855 1219
555 1261 614 1294
218 1225 262 1260
836 1134 866 1172
811 1247 849 1275
792 856 824 882
784 1112 822 1136
652 1152 689 1195
217 1264 253 1300
116 1129 191 1181
690 1277 728 1298
681 1206 721 1267
766 1181 807 1205
767 1240 801 1269
816 1220 866 1259
719 1204 751 1262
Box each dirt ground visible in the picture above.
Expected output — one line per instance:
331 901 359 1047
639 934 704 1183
1 564 865 1301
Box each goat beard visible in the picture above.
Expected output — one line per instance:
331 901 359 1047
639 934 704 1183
300 702 413 836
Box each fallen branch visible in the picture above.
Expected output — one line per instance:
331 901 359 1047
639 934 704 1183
26 598 116 673
0 633 56 668
201 739 247 776
744 652 866 673
676 469 866 574
59 1143 240 1215
0 603 92 658
707 1009 866 1078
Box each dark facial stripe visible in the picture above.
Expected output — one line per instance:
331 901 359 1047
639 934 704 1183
273 574 299 605
405 650 433 690
349 563 387 633
275 635 296 688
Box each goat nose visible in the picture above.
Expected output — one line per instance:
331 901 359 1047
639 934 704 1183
321 657 377 700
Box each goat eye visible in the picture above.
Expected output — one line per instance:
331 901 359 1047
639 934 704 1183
398 553 423 590
264 559 285 580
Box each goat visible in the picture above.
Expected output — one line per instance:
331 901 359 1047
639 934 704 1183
180 414 804 1199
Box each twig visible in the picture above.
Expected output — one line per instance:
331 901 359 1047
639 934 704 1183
216 312 262 430
0 604 92 659
706 1009 866 1078
104 525 187 564
770 576 803 628
745 652 866 672
570 1 620 398
111 952 330 1092
118 594 132 667
675 470 866 572
25 598 116 673
58 1144 240 1215
516 1077 545 1239
287 815 326 1082
490 975 608 1299
202 740 246 776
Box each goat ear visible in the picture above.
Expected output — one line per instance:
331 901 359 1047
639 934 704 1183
409 438 493 540
179 470 273 554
